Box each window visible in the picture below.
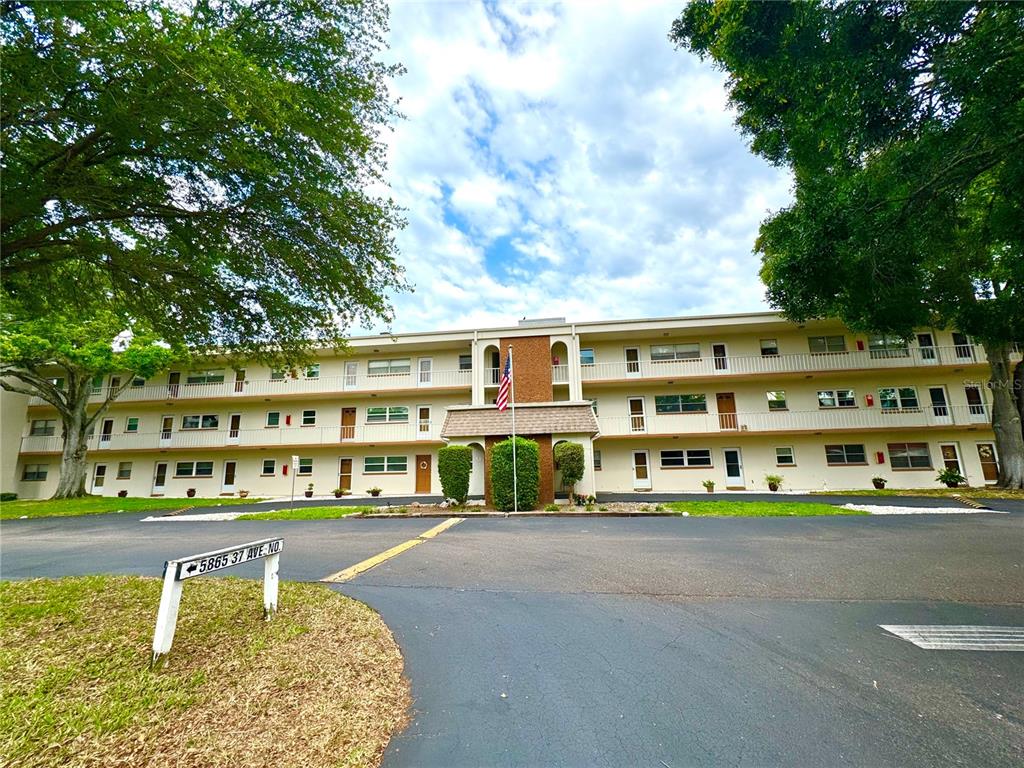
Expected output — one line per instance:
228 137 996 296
91 375 104 394
30 419 56 436
364 456 408 473
817 389 856 408
366 406 409 423
594 450 602 471
660 449 713 468
760 339 779 356
766 391 787 411
368 359 411 375
459 354 473 371
825 444 867 465
301 410 316 426
889 442 932 469
952 332 974 359
590 399 599 415
305 363 320 379
297 457 313 475
48 377 66 390
580 348 595 365
22 464 48 481
654 394 707 414
808 335 846 354
181 414 219 430
131 376 146 387
650 343 700 362
775 447 795 466
116 462 132 480
125 417 139 433
869 335 910 359
271 369 287 381
175 461 214 477
185 370 225 385
261 459 276 476
266 411 281 427
879 387 919 410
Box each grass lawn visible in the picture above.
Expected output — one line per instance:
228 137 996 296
236 505 374 521
1 496 263 520
666 500 867 517
0 576 408 768
813 487 1024 500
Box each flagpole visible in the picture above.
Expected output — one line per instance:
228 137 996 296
509 345 518 515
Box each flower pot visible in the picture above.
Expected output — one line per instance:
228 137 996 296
705 487 714 493
369 491 381 497
186 489 196 498
944 481 959 488
334 491 344 498
304 490 313 498
238 491 249 498
768 482 779 492
872 480 886 490
117 490 128 498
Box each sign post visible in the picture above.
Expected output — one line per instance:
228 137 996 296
151 537 283 666
290 454 298 511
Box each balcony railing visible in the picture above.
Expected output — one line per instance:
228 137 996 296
552 364 569 384
597 404 989 437
29 369 471 406
20 422 442 454
581 344 989 382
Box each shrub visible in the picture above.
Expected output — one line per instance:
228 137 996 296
490 437 539 511
936 467 966 487
553 442 585 501
0 492 18 502
544 502 559 512
438 445 473 504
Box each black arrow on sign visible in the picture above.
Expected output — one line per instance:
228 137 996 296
186 563 198 574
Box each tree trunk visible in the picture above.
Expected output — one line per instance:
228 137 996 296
982 342 1024 488
52 379 94 499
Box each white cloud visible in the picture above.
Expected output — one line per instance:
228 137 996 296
363 0 792 334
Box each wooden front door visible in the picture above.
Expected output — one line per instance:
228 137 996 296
341 408 356 440
415 454 431 493
716 393 737 430
338 459 353 492
976 443 999 483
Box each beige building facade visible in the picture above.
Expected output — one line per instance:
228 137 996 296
3 312 1012 501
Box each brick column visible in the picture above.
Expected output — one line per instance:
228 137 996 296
499 335 552 403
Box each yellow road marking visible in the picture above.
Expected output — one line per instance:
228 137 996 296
321 517 465 583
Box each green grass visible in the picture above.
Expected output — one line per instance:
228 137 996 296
666 500 868 517
0 576 408 768
0 495 264 520
236 505 373 521
813 487 1024 499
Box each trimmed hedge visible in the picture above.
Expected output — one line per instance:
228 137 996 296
554 441 585 500
490 437 539 511
438 445 473 504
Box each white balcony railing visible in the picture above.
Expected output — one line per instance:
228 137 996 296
581 345 989 382
29 369 471 406
552 364 569 384
597 404 989 437
19 422 442 454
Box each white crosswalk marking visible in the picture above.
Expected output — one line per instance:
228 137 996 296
880 625 1024 651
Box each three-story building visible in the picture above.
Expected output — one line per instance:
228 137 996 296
4 312 1011 501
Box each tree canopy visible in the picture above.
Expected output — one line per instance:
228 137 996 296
1 0 406 361
672 0 1024 486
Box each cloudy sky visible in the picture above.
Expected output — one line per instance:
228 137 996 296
365 0 793 334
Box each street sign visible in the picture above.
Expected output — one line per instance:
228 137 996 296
152 537 283 666
175 538 283 580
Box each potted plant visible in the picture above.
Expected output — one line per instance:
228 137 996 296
237 489 249 498
872 477 887 490
117 489 128 498
186 488 196 498
304 482 314 498
367 487 382 497
702 479 715 493
936 467 966 488
765 474 783 492
333 488 345 498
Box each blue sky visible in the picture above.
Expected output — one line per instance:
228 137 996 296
365 0 793 334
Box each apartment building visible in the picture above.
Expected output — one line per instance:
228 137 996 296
5 313 1011 503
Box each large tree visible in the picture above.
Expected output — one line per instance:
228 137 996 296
1 310 184 498
1 0 406 357
672 0 1024 487
1 0 407 496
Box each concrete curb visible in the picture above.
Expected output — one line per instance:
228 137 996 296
357 510 680 519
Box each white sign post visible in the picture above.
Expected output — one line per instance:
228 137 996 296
290 454 299 511
151 537 283 666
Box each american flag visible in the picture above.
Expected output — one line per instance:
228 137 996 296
496 354 512 411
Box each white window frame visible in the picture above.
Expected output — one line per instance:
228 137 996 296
261 459 276 476
775 446 796 466
301 409 317 426
659 449 713 468
181 414 219 430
